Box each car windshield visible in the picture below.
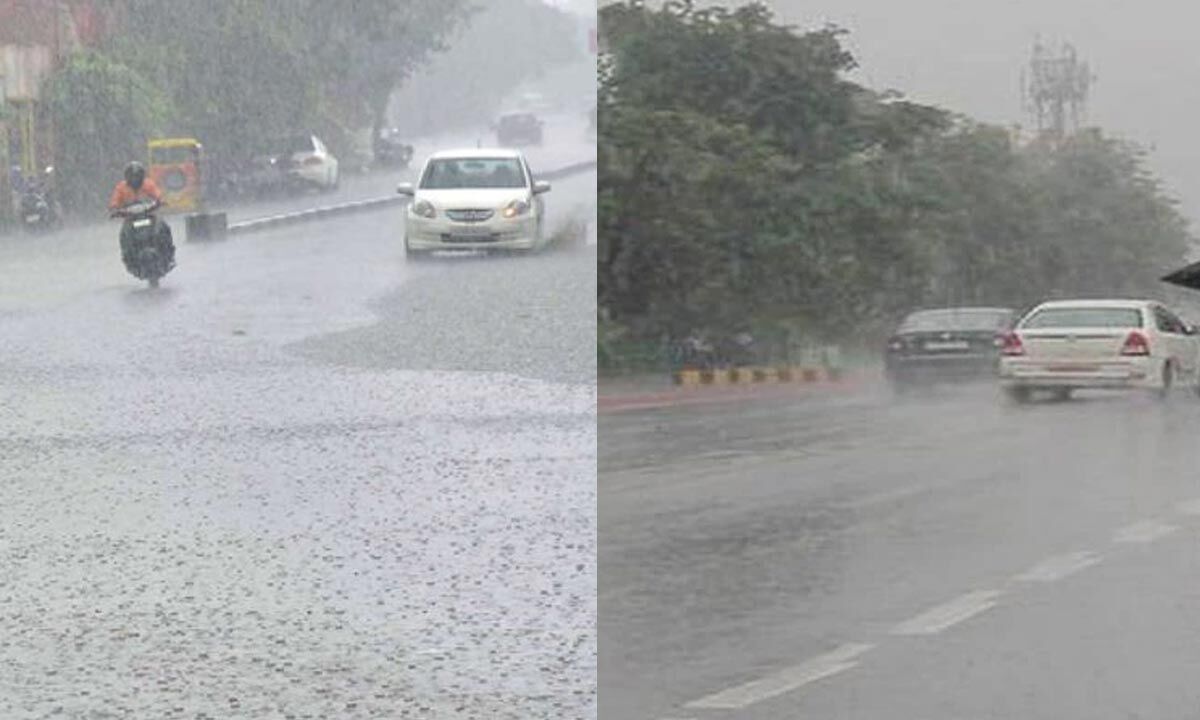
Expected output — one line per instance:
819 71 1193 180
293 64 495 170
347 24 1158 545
898 309 1011 332
420 158 526 189
1021 307 1144 328
501 115 535 128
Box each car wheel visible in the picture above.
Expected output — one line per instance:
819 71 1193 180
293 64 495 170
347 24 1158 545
1052 387 1072 402
1158 362 1174 400
532 220 547 252
1005 386 1031 404
403 238 426 262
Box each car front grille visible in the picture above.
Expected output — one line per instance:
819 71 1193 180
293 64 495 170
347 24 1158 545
446 209 495 223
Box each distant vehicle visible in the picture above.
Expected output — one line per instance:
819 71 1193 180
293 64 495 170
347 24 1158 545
884 307 1015 389
277 133 339 192
997 299 1200 402
18 167 60 233
396 148 552 259
374 128 414 169
495 113 544 147
147 138 204 213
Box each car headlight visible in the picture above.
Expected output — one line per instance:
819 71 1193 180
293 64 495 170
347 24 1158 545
503 199 530 219
412 200 436 219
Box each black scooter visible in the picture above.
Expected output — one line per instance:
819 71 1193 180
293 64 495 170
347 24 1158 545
112 199 174 288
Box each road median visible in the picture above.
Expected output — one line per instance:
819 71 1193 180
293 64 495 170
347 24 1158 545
600 367 860 414
187 157 597 241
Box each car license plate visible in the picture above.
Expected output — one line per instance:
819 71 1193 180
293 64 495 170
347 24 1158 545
1048 363 1096 372
925 340 969 351
25 214 40 223
133 219 152 228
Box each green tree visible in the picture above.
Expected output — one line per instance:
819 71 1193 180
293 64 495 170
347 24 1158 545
43 51 172 212
283 0 474 142
599 0 1193 363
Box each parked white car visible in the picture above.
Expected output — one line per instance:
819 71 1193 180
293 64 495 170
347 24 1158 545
282 133 339 191
997 299 1200 401
397 148 551 259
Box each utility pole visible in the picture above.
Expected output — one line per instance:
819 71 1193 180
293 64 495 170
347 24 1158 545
1020 37 1094 144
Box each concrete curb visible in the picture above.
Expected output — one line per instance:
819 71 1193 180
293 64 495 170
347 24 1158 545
210 158 598 239
673 365 844 386
599 372 861 414
227 196 400 236
539 160 597 181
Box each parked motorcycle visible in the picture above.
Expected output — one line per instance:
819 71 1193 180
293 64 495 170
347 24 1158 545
112 198 174 288
374 129 414 169
18 167 60 233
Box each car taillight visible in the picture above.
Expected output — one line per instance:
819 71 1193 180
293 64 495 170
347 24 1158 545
1120 331 1150 356
1000 332 1024 356
304 157 323 166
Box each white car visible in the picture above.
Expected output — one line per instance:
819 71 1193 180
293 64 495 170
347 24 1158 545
282 133 339 191
397 148 551 258
997 299 1200 401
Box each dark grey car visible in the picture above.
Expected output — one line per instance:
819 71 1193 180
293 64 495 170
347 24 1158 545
884 307 1016 388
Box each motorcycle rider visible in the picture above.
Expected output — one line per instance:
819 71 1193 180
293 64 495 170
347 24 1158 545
108 161 175 269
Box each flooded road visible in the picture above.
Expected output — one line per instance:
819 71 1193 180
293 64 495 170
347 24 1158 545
0 139 596 718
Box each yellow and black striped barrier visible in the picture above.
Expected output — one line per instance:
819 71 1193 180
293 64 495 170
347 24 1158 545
673 366 844 387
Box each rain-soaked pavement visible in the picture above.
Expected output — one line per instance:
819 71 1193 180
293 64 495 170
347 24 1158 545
0 119 595 719
601 379 1200 720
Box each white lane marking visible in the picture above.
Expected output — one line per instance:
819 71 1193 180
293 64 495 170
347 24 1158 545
890 590 1002 636
684 643 874 710
1176 498 1200 517
1113 520 1179 545
1013 551 1102 583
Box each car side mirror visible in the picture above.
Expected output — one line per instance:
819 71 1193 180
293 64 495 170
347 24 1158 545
396 182 414 196
533 181 551 195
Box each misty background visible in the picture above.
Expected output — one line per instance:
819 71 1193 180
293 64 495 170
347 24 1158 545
388 0 595 138
760 0 1200 232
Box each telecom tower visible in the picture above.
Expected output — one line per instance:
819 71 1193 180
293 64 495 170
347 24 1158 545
1021 38 1094 141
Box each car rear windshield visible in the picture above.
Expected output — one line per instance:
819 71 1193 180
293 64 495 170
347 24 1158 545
898 309 1012 333
1021 307 1144 329
420 158 526 189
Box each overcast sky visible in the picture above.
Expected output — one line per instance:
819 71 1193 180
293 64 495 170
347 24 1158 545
684 0 1200 226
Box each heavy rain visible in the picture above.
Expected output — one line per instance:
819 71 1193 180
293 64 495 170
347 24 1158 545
2 0 596 718
599 1 1200 719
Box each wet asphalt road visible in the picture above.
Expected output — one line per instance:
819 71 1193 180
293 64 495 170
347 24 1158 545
601 379 1200 720
0 137 596 716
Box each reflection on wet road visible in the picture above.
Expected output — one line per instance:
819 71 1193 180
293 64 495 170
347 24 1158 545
601 380 1200 720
